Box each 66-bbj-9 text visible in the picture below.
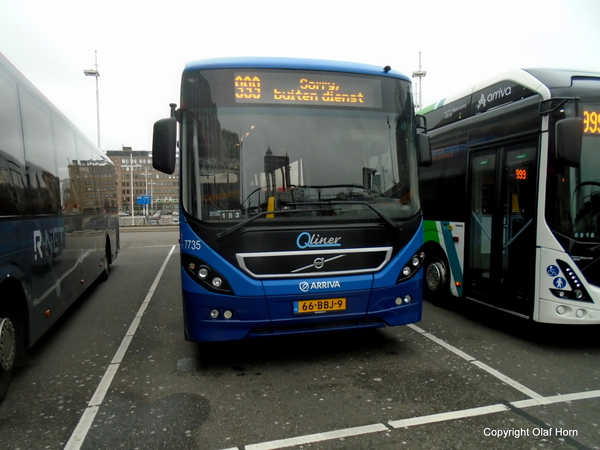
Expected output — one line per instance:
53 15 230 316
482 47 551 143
295 299 346 314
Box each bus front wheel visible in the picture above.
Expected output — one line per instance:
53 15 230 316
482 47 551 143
0 317 16 402
424 253 449 303
99 238 112 282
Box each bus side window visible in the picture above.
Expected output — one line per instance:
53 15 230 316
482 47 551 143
0 157 18 216
9 167 27 214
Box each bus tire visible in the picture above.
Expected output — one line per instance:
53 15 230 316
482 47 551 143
99 238 111 282
0 316 16 403
0 280 28 403
424 249 450 304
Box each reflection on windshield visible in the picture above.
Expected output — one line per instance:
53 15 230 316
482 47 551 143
573 182 600 240
181 70 419 225
550 132 600 242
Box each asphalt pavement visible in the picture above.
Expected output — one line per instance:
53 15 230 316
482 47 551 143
1 228 599 450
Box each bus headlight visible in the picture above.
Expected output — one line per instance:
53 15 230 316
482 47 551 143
549 260 592 303
398 248 425 282
182 254 234 295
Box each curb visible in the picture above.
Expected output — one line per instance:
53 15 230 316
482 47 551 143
119 225 179 232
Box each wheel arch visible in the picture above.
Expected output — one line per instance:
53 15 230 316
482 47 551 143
0 272 30 351
104 233 113 265
423 240 452 303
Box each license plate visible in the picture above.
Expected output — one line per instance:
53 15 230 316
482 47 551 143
293 298 346 314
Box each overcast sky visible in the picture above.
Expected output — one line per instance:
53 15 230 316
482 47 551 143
1 0 599 152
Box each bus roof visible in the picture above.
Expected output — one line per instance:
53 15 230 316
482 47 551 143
421 68 600 113
419 68 600 131
184 56 411 81
0 52 108 162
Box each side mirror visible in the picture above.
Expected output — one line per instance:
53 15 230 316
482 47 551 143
416 114 427 131
555 117 582 167
152 117 177 174
418 133 432 167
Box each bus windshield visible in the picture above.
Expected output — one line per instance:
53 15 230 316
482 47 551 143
180 68 419 224
552 103 600 243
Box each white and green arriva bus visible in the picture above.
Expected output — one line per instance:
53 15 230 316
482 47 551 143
419 68 600 324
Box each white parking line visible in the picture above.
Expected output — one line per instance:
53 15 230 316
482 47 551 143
388 403 508 428
63 245 177 450
471 360 546 402
407 324 546 402
225 389 600 450
409 325 476 361
245 424 389 450
223 324 600 450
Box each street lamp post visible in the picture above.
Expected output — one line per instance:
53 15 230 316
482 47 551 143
122 155 140 225
141 168 157 217
412 52 427 111
83 51 101 148
149 181 156 214
142 167 150 217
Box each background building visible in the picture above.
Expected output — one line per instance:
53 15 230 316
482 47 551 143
106 147 179 215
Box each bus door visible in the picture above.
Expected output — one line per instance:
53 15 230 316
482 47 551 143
465 140 538 317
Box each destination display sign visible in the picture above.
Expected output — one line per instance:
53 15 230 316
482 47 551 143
583 108 600 135
234 72 382 108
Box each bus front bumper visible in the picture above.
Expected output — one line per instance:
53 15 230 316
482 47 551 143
182 283 422 342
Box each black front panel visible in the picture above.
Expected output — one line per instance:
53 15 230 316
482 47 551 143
554 239 600 288
187 211 422 278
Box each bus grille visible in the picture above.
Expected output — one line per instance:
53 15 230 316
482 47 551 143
236 247 392 279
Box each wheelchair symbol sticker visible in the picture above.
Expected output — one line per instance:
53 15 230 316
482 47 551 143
553 277 567 289
547 265 560 277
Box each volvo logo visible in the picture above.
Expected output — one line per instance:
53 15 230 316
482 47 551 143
291 254 347 274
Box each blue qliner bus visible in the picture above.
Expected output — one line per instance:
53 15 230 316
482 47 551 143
152 57 431 341
0 53 119 401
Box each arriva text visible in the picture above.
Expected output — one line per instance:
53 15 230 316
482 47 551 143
33 228 65 261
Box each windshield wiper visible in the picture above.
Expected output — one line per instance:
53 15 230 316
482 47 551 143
216 200 402 242
216 208 332 241
289 200 402 232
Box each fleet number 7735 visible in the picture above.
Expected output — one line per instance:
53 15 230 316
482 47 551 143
183 240 202 250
